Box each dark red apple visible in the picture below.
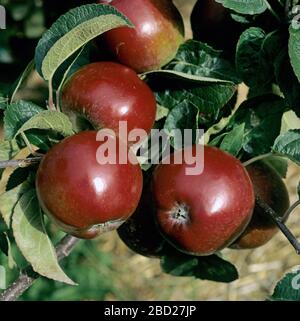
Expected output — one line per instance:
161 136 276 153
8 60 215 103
61 62 157 143
36 131 143 239
152 145 255 256
98 0 185 72
231 161 290 249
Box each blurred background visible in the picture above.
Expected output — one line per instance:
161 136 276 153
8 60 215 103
0 0 299 301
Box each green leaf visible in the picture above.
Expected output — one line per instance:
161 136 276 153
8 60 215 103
247 83 274 99
144 69 233 84
236 27 272 87
156 105 169 121
150 75 236 128
0 147 32 194
161 251 238 283
12 188 75 285
0 93 8 110
195 255 239 282
274 48 300 117
272 129 300 165
229 95 287 156
6 167 31 192
0 232 8 256
23 130 60 152
164 101 198 132
164 100 199 149
0 220 8 256
220 123 245 156
0 186 23 227
230 13 252 24
16 110 74 138
161 255 198 277
7 236 17 269
53 44 91 91
271 266 300 301
263 156 288 178
289 24 300 84
0 140 20 164
35 4 133 80
204 101 242 145
209 133 227 146
4 101 44 140
216 0 267 15
262 30 286 63
165 40 240 83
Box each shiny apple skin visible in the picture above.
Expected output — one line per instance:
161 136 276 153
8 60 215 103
231 161 290 249
152 145 255 256
61 62 157 140
98 0 185 72
36 131 143 239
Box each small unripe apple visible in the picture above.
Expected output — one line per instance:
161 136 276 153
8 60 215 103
61 62 157 142
36 131 143 239
152 145 255 256
231 161 290 249
98 0 185 72
118 177 167 258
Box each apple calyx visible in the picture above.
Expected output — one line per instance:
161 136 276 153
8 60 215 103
170 202 190 224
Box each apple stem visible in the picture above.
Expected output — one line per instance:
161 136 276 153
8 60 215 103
283 199 300 221
48 80 56 111
0 156 43 169
255 196 300 255
0 234 80 301
20 132 35 155
242 153 273 167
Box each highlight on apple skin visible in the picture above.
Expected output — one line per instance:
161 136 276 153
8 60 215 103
61 62 157 143
98 0 185 73
152 145 255 256
36 131 143 239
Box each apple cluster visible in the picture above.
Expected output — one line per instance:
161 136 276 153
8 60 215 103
36 0 290 258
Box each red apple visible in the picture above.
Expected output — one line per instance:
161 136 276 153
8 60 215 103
36 131 143 239
61 62 157 143
152 145 255 256
98 0 185 72
231 161 290 249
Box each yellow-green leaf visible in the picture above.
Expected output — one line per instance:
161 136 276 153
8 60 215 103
16 110 74 138
35 4 133 81
12 189 75 285
0 186 22 227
